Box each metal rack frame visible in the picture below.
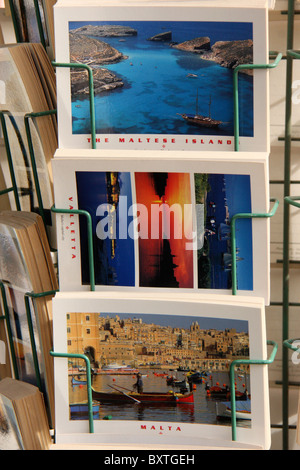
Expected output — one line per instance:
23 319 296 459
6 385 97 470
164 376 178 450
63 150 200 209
0 4 286 447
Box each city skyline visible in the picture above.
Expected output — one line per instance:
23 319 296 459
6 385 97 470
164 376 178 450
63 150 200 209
95 312 249 334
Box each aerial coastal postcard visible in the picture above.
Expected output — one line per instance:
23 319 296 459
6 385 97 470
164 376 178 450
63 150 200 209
54 4 269 151
52 151 269 302
52 292 271 449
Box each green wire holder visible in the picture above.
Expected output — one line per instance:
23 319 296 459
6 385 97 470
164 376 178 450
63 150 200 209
52 62 96 150
6 0 22 43
51 205 95 291
33 0 47 50
24 109 57 229
0 282 19 380
283 338 300 353
230 198 279 295
281 0 300 450
233 52 282 152
0 281 57 426
7 0 47 47
24 290 58 393
0 111 24 211
230 340 278 442
49 351 94 434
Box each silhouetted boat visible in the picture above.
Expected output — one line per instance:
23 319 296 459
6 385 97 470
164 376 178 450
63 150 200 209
178 92 222 129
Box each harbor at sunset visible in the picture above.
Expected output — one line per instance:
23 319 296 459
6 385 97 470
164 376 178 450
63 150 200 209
135 172 193 288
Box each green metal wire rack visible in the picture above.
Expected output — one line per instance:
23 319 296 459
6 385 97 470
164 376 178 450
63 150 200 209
52 62 96 150
281 0 300 451
51 205 96 291
0 281 57 428
0 6 284 444
49 351 94 434
233 52 282 152
7 0 47 48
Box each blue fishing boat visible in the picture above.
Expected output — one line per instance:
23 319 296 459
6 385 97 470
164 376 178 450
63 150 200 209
71 376 87 386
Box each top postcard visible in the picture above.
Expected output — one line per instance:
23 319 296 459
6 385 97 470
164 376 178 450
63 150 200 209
54 1 269 152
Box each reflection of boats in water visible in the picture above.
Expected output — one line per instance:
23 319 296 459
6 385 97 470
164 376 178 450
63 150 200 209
149 239 179 287
92 386 194 405
70 401 100 418
178 92 222 129
150 172 168 200
216 399 251 421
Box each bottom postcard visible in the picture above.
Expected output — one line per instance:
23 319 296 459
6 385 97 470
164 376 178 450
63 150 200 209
52 292 271 449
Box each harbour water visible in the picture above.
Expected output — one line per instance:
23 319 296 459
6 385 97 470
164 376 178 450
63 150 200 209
69 369 251 428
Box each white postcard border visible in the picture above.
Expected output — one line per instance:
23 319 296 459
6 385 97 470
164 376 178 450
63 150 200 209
52 292 270 449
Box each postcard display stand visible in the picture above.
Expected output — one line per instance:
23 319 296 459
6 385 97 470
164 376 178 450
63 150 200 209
40 0 284 451
0 0 281 451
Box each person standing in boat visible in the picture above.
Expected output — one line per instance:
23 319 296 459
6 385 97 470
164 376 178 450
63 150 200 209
134 373 143 394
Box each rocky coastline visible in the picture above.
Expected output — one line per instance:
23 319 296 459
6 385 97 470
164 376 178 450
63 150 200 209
70 24 137 38
173 37 253 75
69 31 127 95
69 25 254 97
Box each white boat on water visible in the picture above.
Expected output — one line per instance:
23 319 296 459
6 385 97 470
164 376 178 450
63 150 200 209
99 363 139 374
216 399 252 421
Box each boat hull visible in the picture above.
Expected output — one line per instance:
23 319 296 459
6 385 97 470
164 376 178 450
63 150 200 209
70 401 100 418
216 400 251 421
92 388 194 405
72 376 87 386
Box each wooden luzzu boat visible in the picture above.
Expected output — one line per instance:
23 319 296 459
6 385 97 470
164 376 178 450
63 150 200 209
91 385 194 405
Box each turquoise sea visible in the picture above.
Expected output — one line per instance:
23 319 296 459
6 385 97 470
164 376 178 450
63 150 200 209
70 20 254 137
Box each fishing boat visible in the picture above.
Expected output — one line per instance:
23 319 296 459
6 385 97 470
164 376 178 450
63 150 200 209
71 376 87 386
69 401 100 418
91 385 194 405
98 363 139 375
206 384 249 401
177 92 222 129
187 371 207 384
154 372 169 378
216 399 252 421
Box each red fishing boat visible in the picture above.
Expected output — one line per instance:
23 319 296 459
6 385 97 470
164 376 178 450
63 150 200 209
91 385 194 405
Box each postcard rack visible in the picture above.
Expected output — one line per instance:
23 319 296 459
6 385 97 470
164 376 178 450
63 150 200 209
0 5 285 449
279 0 300 450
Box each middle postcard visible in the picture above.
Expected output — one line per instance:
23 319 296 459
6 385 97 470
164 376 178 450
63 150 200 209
52 149 270 303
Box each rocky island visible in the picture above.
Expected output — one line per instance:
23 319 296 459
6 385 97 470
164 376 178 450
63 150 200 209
70 24 137 38
147 31 172 42
172 37 211 52
173 37 253 74
69 29 128 96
